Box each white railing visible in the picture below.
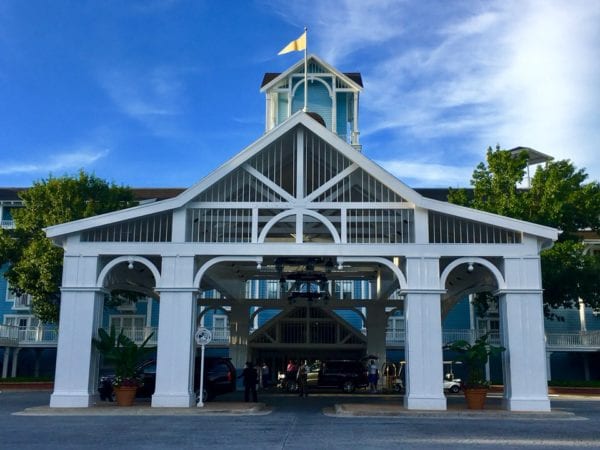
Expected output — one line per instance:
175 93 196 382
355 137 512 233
1 219 15 229
0 324 19 344
0 325 58 345
386 329 502 346
4 324 600 351
546 332 600 349
210 327 230 343
17 326 58 343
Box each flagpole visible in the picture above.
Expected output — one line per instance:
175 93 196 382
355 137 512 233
303 27 308 112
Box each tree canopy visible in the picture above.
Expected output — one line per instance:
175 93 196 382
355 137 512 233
448 147 600 317
0 171 135 323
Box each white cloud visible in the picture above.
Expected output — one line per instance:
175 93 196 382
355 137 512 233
0 148 109 175
377 159 474 187
270 0 600 185
98 66 183 135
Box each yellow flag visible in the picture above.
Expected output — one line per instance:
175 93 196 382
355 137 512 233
278 31 307 55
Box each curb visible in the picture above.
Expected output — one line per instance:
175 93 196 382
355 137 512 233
327 403 580 420
13 402 272 416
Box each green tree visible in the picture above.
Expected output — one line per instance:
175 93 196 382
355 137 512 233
449 147 600 315
0 171 135 323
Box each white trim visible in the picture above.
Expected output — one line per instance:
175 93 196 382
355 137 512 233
257 209 341 244
439 257 506 290
96 255 161 289
260 54 363 93
337 256 407 290
194 256 263 289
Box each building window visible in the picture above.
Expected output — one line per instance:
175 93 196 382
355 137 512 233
477 318 500 333
4 315 38 328
387 315 405 341
109 315 145 328
266 280 280 299
335 280 353 299
6 283 32 309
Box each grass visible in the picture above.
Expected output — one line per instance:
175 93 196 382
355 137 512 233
0 376 54 382
548 380 600 388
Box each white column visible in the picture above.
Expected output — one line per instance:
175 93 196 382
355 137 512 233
10 347 21 377
499 257 550 412
229 302 249 370
546 351 552 381
404 257 446 410
2 348 10 378
50 255 103 408
366 305 386 360
152 256 197 407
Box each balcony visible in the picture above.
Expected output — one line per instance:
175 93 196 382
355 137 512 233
545 332 600 351
98 326 231 346
2 324 599 352
386 329 600 351
0 324 58 347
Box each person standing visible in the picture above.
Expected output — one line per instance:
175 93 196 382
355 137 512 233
261 362 271 389
368 359 379 393
239 361 258 402
297 360 309 397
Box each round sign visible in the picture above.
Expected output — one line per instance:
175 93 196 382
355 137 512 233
195 327 212 345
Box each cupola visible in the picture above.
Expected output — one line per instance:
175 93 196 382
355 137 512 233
260 55 363 150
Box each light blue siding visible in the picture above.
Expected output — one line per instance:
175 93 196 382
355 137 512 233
442 297 471 329
333 309 363 329
292 82 332 130
336 93 349 138
277 95 288 125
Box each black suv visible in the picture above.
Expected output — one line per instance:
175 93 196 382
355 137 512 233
306 360 369 393
99 356 236 402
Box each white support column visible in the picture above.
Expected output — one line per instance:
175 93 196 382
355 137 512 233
404 257 446 410
366 305 386 361
10 347 21 377
499 256 550 412
2 347 10 378
50 254 103 408
546 351 552 381
296 127 304 199
152 255 197 407
229 302 249 370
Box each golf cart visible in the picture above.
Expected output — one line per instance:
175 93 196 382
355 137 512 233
443 361 462 393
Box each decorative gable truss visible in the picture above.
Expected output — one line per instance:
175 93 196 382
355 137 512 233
46 113 557 248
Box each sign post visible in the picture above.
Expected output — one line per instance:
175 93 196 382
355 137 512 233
195 327 212 407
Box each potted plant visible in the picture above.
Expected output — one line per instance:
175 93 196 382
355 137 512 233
93 326 154 406
445 333 505 409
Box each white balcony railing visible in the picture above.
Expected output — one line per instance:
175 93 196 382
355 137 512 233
3 323 600 352
1 219 15 229
386 329 502 346
111 326 231 345
0 324 20 344
0 324 58 345
545 332 600 349
386 328 600 350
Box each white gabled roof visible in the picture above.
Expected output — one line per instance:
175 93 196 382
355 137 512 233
45 111 558 242
259 54 363 93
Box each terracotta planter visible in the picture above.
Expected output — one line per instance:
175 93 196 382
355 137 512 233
464 387 488 409
113 385 137 406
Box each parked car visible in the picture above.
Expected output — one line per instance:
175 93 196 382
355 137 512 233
306 360 369 393
98 356 236 402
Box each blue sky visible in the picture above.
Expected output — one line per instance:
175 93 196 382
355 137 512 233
1 0 599 189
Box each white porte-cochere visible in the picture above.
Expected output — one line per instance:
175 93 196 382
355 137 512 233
45 55 557 411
